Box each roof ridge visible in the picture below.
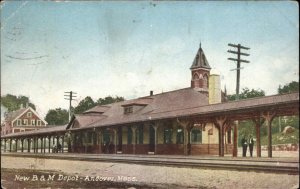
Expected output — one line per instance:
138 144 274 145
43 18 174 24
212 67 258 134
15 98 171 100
223 92 299 104
138 87 193 98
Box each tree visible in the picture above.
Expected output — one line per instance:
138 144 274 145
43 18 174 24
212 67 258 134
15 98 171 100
73 95 125 114
1 94 36 112
227 87 265 101
227 88 265 145
276 81 299 132
238 120 256 139
74 96 96 114
45 108 69 125
96 96 125 105
278 81 299 94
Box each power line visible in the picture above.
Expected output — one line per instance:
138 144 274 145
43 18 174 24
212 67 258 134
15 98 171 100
64 91 77 122
228 43 250 158
227 43 250 100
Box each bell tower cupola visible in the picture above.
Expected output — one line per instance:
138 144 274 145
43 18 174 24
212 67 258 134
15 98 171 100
190 43 211 92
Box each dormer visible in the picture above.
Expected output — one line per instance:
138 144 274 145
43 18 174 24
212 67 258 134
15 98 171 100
121 97 153 114
83 105 110 115
122 103 148 114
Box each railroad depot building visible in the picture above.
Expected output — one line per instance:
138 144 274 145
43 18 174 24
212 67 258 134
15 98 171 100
1 45 299 157
68 45 229 155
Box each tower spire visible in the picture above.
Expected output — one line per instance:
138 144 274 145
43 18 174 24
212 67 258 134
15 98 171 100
190 43 211 92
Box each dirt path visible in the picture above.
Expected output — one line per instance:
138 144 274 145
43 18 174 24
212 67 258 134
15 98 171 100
1 156 299 189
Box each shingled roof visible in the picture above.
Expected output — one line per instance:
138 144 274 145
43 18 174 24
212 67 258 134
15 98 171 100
4 108 27 122
69 91 298 131
190 44 211 70
70 88 209 129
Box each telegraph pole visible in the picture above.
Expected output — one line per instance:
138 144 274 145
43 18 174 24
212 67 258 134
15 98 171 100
228 43 250 157
64 91 77 122
228 43 250 99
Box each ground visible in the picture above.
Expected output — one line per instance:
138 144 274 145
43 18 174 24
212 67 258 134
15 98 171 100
1 168 157 189
1 153 299 189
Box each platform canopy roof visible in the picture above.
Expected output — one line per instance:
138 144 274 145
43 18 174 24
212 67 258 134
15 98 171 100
1 125 67 138
67 89 299 131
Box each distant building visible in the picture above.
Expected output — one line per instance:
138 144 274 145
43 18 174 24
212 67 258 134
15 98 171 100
1 106 47 135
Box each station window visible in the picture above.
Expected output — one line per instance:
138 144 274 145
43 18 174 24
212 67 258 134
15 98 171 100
37 120 41 126
164 128 173 144
75 133 83 145
93 132 97 145
176 128 184 144
103 129 111 145
127 127 132 144
117 127 122 149
137 126 143 144
31 120 35 125
86 132 93 143
191 128 202 144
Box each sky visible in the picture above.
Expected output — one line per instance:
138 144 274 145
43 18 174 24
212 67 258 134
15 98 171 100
1 1 299 118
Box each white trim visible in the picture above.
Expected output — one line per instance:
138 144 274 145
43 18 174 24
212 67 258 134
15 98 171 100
11 107 48 125
11 119 17 127
191 67 211 72
27 112 32 117
23 119 28 125
17 119 22 126
199 74 203 79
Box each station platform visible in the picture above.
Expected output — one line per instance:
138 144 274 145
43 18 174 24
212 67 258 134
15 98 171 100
1 150 299 174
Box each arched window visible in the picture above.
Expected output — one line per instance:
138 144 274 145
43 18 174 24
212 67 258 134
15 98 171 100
193 73 199 80
193 73 200 88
